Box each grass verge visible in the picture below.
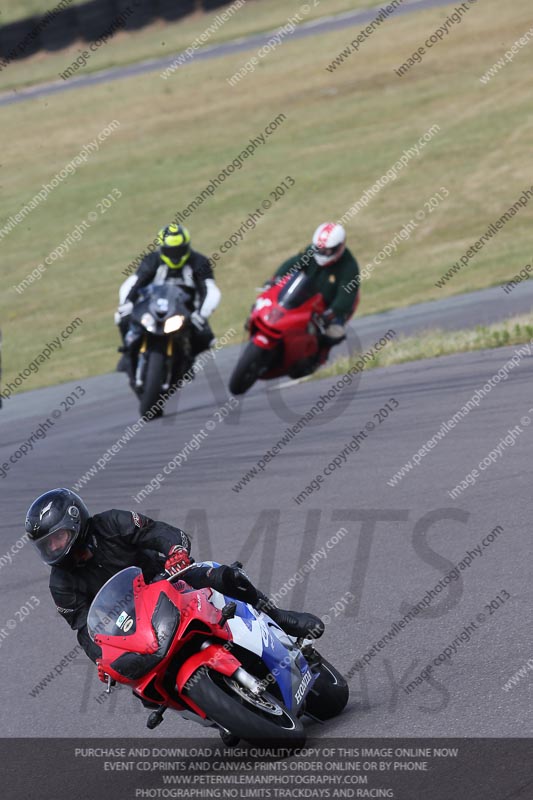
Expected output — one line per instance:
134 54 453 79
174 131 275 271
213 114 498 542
316 313 533 379
1 0 532 393
0 0 361 90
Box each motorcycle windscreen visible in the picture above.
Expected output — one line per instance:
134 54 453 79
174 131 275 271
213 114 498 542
87 566 140 641
132 283 192 329
147 282 193 313
277 272 318 310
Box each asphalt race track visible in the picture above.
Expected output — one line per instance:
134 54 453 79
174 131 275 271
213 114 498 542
1 285 532 739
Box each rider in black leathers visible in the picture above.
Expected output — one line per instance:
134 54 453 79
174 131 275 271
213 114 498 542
116 223 221 378
26 489 324 665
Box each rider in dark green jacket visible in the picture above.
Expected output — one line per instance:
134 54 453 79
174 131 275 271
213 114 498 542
269 222 360 375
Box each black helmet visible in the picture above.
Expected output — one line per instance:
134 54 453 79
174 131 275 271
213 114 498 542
157 223 191 269
25 488 90 567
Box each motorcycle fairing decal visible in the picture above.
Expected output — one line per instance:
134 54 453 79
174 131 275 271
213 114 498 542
260 631 304 710
259 621 317 711
233 598 309 711
116 610 129 628
225 604 264 655
294 669 313 704
207 584 314 710
209 588 286 666
255 297 272 311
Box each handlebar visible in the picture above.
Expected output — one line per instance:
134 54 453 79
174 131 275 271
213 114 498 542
155 560 245 585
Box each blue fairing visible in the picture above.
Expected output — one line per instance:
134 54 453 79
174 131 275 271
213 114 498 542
227 594 313 711
260 624 301 709
198 561 315 711
224 596 257 631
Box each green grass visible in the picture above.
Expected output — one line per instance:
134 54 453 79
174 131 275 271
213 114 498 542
1 0 532 394
0 0 85 26
315 313 533 378
1 0 358 27
0 0 361 90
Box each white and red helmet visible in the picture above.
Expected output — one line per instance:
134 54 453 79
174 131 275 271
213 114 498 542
312 222 346 267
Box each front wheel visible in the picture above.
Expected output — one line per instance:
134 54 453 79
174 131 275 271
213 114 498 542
304 658 349 720
139 345 167 417
185 668 306 746
229 341 274 395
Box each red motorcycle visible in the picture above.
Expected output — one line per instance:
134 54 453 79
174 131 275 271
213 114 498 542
87 565 348 746
229 272 330 395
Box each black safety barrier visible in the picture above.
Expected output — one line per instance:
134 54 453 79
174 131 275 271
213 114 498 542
0 0 238 64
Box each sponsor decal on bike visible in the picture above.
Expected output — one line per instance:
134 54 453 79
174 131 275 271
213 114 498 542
255 297 272 311
294 668 312 703
116 611 134 631
260 619 270 648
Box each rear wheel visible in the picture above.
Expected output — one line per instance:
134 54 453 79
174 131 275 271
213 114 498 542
229 342 274 396
185 668 306 746
304 658 349 720
139 345 167 417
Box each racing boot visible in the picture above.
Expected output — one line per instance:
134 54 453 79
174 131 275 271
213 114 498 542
217 565 325 640
255 591 324 640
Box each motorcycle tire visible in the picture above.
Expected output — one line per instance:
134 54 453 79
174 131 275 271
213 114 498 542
304 657 349 720
229 342 273 396
139 345 167 418
184 668 306 747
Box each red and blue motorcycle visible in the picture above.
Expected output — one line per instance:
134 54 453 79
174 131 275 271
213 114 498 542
88 564 348 746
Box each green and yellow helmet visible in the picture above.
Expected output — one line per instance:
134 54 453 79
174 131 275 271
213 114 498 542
157 223 191 269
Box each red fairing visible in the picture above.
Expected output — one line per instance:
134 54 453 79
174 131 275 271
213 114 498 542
94 572 238 716
175 645 242 718
249 275 327 379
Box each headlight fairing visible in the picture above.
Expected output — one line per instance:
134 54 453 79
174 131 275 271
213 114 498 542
141 312 156 333
164 315 185 334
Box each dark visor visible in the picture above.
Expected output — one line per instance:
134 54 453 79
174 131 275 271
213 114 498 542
33 528 75 566
314 244 340 257
161 244 188 263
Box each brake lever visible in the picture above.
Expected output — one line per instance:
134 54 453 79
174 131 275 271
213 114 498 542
166 565 195 583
